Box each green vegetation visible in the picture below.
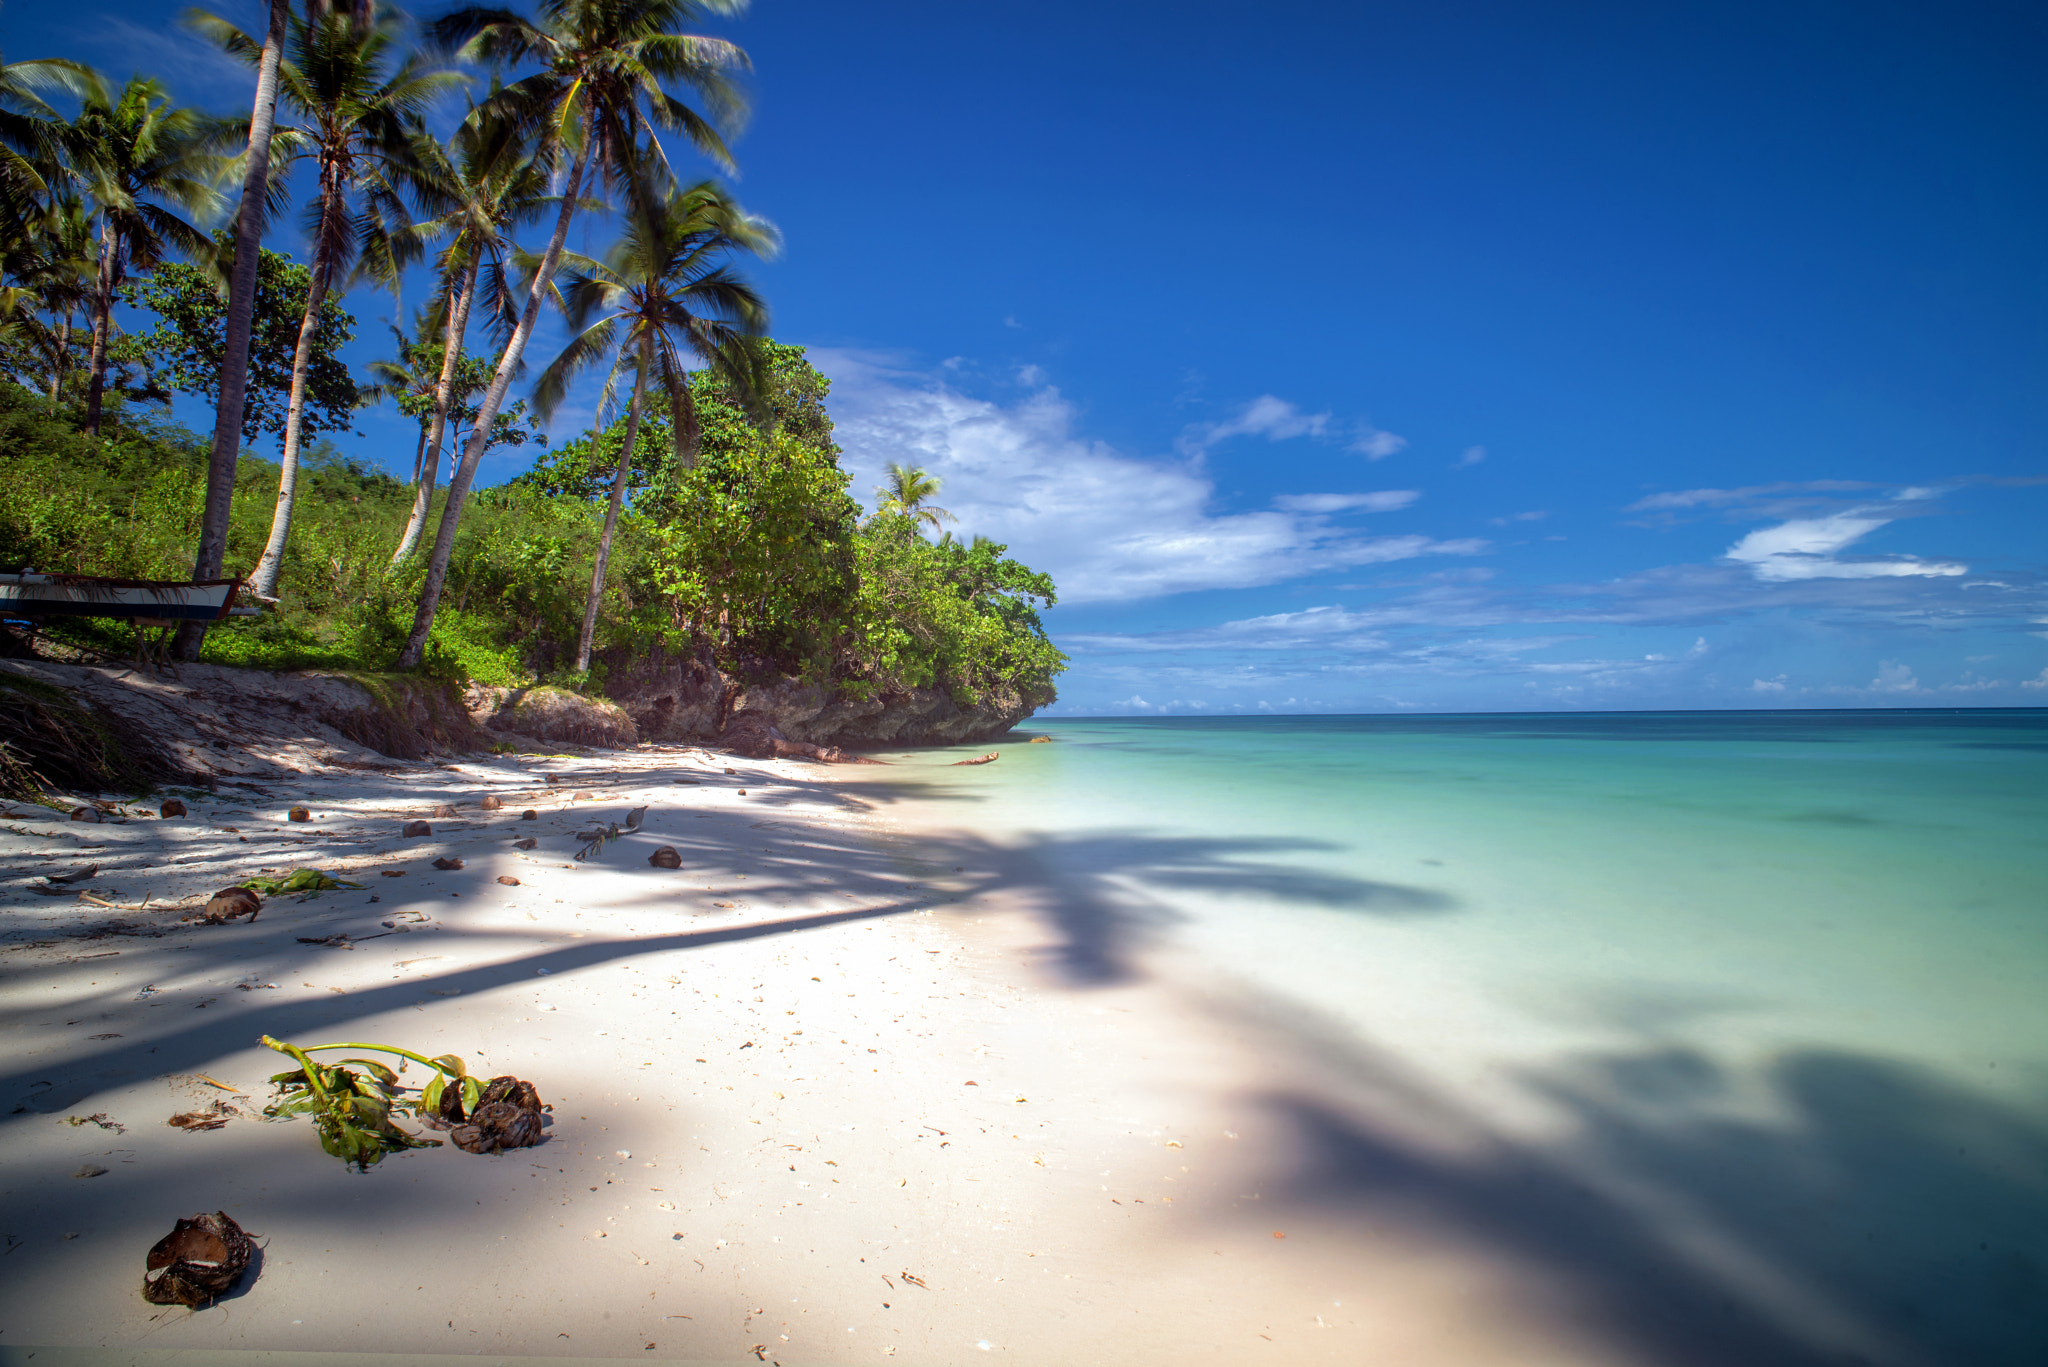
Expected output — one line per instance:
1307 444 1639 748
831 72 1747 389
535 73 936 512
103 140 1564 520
0 343 1065 712
0 4 1064 729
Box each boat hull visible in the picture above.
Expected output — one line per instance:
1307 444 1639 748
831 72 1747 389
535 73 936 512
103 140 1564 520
0 575 243 623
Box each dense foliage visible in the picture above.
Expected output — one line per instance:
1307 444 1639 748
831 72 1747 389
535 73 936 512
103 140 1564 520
0 342 1067 713
112 242 359 448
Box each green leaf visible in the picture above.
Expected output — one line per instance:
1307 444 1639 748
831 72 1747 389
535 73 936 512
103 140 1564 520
341 1058 398 1086
430 1054 467 1079
419 1073 446 1116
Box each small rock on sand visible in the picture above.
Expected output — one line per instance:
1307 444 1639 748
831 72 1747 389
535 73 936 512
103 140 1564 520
497 875 520 886
160 798 187 818
71 806 101 823
433 804 458 818
571 791 594 801
513 837 537 850
288 806 310 822
520 809 537 821
433 857 465 871
648 846 682 869
480 795 503 810
403 821 432 837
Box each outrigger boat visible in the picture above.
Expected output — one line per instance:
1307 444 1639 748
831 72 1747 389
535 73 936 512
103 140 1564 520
1 571 265 673
0 572 258 623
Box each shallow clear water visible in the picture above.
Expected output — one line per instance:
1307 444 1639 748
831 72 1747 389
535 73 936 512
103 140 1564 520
880 709 2048 1364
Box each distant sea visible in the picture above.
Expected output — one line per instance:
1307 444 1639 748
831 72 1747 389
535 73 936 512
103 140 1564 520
884 709 2048 1364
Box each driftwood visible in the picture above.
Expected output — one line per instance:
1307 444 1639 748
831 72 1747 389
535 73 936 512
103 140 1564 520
950 752 999 766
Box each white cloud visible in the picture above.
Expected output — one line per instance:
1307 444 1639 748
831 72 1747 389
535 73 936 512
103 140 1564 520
1350 427 1409 460
1173 394 1408 462
1723 514 1967 582
1627 480 1879 512
1488 510 1549 526
1869 661 1919 693
814 351 1482 603
1456 445 1487 467
1178 395 1330 455
1271 491 1420 514
2022 668 2048 692
1752 676 1788 693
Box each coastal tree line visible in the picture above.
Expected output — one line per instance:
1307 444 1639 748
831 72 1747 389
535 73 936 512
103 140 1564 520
0 2 1065 710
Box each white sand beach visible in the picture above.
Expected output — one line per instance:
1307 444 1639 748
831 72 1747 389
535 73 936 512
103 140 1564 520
2 741 1745 1367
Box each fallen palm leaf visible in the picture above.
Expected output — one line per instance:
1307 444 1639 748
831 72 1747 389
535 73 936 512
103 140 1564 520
240 868 364 896
169 1103 230 1131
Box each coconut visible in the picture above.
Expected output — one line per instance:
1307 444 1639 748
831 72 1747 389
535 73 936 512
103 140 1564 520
648 845 682 869
141 1211 253 1307
200 887 261 924
449 1075 546 1154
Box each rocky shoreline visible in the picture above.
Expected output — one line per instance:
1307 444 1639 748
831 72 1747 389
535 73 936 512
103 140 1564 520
0 653 1043 792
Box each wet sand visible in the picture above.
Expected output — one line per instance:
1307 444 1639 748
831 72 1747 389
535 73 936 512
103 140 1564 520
0 744 1848 1366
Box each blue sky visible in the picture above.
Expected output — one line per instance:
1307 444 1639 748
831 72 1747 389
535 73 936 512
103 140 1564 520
21 0 2048 712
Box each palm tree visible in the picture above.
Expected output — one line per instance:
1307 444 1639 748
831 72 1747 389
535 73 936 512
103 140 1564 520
223 3 463 601
532 178 775 671
0 193 94 406
177 0 287 661
62 74 230 436
0 46 97 233
362 312 443 487
386 103 553 566
396 0 751 670
877 462 955 533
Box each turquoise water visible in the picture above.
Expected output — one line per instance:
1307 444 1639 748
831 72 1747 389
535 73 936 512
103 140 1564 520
880 710 2048 1365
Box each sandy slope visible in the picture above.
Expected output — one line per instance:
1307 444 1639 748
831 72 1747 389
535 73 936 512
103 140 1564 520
0 746 1681 1367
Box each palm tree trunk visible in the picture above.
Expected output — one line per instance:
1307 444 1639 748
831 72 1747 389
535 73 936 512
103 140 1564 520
576 331 651 672
407 422 428 483
47 312 70 411
176 0 286 661
248 166 340 600
81 216 118 437
390 249 480 567
396 132 593 670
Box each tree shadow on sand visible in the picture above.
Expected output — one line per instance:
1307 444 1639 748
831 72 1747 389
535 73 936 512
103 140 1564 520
1226 985 2048 1367
0 818 1450 1114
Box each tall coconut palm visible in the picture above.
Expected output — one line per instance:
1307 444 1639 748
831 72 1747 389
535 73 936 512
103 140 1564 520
385 103 553 566
877 462 955 533
63 74 230 436
397 0 751 670
176 0 288 662
0 47 98 234
532 178 775 671
213 4 464 601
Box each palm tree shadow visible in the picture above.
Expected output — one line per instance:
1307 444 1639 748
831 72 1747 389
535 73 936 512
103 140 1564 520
1257 1034 2048 1367
947 828 1455 985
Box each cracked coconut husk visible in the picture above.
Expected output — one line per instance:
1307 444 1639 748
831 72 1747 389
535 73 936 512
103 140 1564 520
141 1211 253 1307
439 1075 546 1154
